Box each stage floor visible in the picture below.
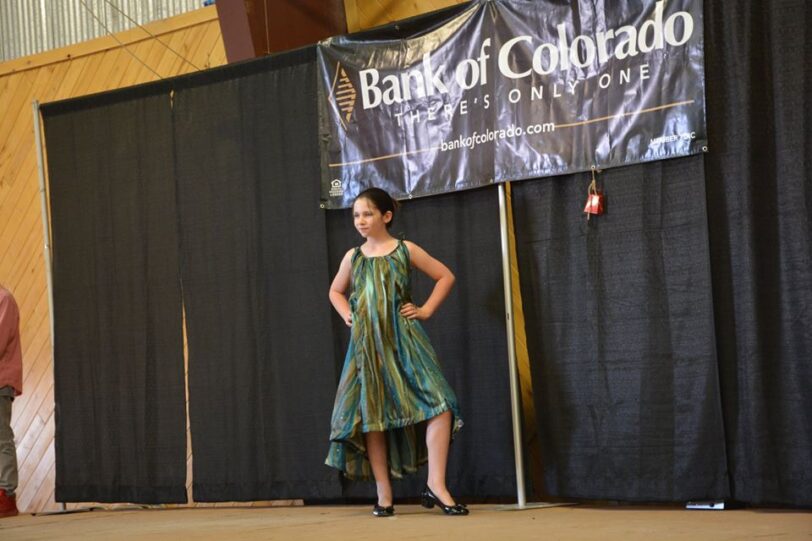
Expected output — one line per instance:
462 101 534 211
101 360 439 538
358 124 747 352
2 504 810 540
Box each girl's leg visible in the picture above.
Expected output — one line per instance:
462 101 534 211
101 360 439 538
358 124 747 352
425 410 457 505
365 431 392 506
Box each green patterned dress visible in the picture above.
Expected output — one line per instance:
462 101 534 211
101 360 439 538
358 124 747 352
325 239 463 480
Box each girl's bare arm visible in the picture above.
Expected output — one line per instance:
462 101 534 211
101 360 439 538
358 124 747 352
329 249 354 326
400 241 455 320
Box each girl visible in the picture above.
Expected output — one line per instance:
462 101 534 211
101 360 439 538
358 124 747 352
325 188 469 517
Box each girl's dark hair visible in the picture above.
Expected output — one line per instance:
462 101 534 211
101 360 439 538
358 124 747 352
354 187 399 229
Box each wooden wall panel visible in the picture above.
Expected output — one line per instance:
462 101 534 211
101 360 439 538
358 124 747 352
343 0 467 32
0 6 227 513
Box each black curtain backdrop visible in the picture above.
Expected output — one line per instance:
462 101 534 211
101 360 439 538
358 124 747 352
39 0 810 508
512 0 811 506
326 187 516 500
42 87 187 503
512 157 729 502
703 0 812 506
172 48 342 501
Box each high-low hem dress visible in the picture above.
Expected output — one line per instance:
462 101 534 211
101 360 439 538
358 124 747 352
325 240 463 480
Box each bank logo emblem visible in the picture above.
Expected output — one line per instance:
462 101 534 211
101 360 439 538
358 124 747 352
329 179 344 198
330 62 357 129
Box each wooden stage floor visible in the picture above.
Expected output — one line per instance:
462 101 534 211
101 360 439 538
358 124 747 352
2 504 810 540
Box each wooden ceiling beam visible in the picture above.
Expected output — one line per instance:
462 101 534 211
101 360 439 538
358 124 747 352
216 0 348 62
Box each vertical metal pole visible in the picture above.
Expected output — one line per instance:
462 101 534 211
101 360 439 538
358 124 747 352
33 99 65 512
498 182 526 507
32 100 55 345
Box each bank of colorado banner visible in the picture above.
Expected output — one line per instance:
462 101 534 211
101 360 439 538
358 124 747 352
318 0 706 208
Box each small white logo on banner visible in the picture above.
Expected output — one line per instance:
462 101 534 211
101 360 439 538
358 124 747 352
329 179 344 198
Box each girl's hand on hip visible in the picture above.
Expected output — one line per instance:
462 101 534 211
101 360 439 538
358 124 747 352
400 303 430 320
343 313 352 327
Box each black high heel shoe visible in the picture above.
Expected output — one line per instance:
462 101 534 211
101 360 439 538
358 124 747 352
420 486 469 515
372 503 395 517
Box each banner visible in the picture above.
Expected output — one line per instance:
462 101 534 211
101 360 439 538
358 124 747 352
318 0 706 208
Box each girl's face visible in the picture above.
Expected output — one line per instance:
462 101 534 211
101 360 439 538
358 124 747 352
353 197 392 238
